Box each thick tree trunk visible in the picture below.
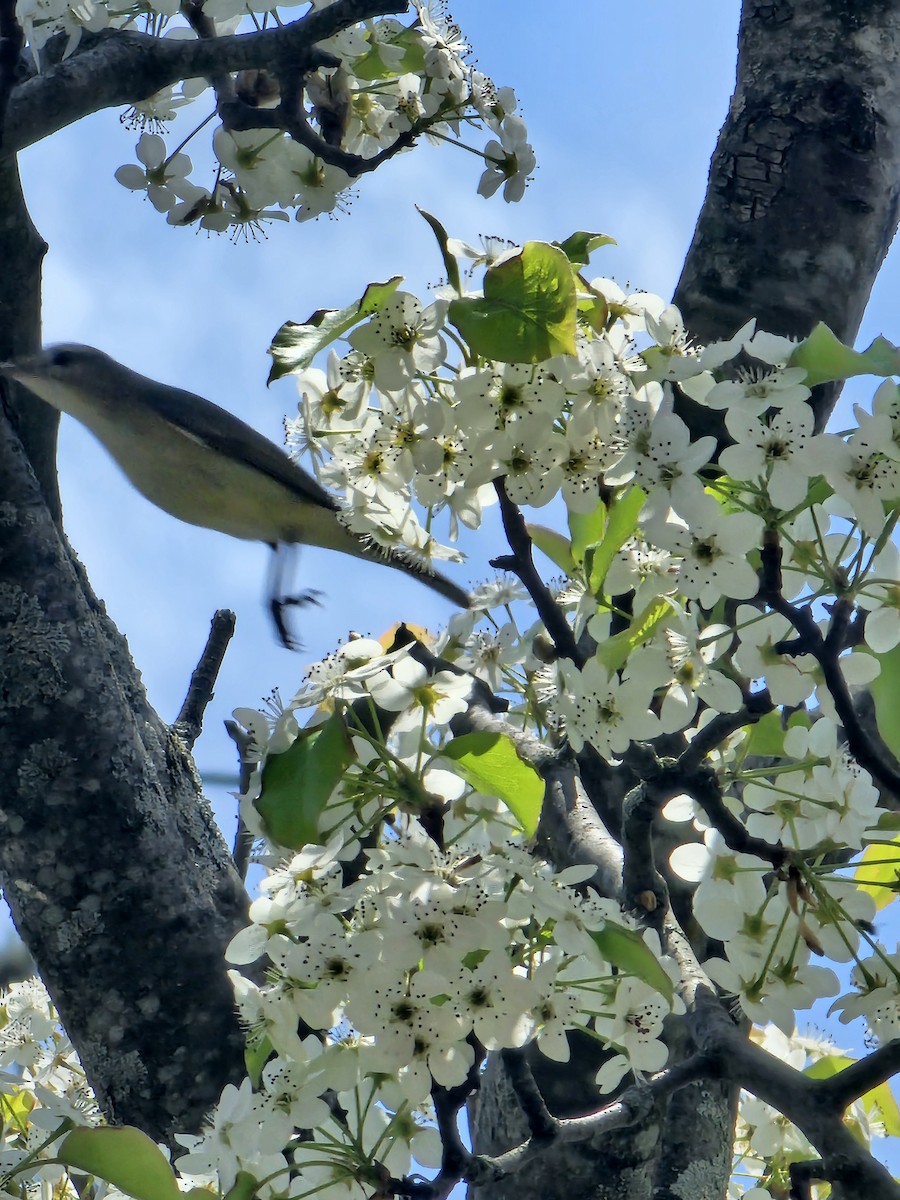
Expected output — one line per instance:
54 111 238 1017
0 159 249 1140
470 3 900 1197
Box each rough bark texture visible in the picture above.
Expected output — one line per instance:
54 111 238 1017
674 0 900 434
0 161 250 1140
470 3 900 1198
0 401 251 1139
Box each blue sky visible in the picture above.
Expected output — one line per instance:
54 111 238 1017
13 1 900 1164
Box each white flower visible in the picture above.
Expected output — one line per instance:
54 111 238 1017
704 366 810 415
114 133 196 213
669 831 768 942
550 656 660 758
648 495 763 607
810 414 900 533
477 115 536 202
348 292 447 391
366 654 471 724
719 405 815 510
733 607 817 705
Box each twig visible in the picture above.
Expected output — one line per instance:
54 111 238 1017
492 478 583 665
224 717 256 881
815 1038 900 1112
171 609 236 750
676 693 773 773
500 1049 557 1140
760 539 900 802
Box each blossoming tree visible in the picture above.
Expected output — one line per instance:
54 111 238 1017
3 5 900 1200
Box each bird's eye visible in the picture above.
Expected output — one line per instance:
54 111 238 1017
50 348 76 368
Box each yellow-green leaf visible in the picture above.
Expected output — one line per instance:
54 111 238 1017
447 242 577 363
268 277 403 381
743 710 786 759
869 642 900 761
568 498 607 566
586 485 646 595
789 323 900 388
596 597 672 674
351 28 425 80
255 714 356 849
591 923 674 1002
59 1127 180 1200
527 524 577 576
245 1033 274 1086
553 230 616 267
441 732 544 836
854 835 900 911
223 1172 262 1200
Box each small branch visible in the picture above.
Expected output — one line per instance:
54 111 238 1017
684 762 786 867
492 479 583 665
538 753 624 900
789 1159 823 1200
620 773 668 922
224 717 256 881
676 693 773 773
815 1039 900 1112
394 1053 713 1197
500 1049 557 1141
760 539 900 802
4 2 409 156
171 609 236 750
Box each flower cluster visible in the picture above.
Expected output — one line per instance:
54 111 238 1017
32 1 539 234
4 234 900 1197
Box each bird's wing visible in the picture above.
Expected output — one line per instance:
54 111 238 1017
135 367 341 514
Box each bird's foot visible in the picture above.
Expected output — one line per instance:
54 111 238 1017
270 590 323 650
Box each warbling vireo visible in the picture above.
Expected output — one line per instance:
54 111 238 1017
1 345 470 642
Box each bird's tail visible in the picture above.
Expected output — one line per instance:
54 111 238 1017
372 544 471 610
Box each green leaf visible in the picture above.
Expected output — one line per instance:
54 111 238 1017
352 28 426 80
417 208 461 296
595 597 672 673
527 524 577 576
590 923 674 1002
586 485 646 594
59 1127 180 1200
868 642 900 762
742 709 787 759
789 323 900 388
568 498 607 566
854 835 900 911
223 1172 262 1200
268 277 403 381
553 230 616 267
255 714 356 849
447 242 577 363
865 1079 900 1137
441 732 544 836
244 1033 274 1086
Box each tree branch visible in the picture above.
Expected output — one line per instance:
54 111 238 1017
3 1 408 156
491 479 582 665
171 608 236 751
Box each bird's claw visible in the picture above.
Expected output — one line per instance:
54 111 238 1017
270 590 324 650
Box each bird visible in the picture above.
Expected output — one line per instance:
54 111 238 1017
1 344 470 645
